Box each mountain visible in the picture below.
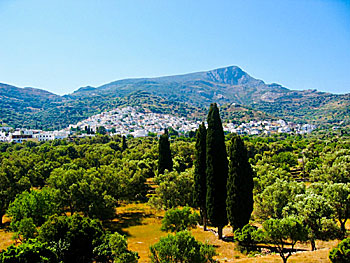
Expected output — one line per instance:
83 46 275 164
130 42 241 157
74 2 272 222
70 66 292 106
1 66 349 129
0 83 60 105
70 65 349 126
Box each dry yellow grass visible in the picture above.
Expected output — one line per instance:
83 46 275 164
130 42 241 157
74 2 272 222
0 229 13 252
112 203 167 262
0 216 14 252
113 203 339 263
0 202 342 263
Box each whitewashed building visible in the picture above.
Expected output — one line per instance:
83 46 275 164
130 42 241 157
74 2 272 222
34 131 69 142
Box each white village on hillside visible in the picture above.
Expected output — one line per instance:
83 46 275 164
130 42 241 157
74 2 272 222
0 106 317 143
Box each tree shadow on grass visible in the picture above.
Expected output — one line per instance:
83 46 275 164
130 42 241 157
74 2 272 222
221 235 309 254
258 245 308 253
0 221 11 231
103 211 153 237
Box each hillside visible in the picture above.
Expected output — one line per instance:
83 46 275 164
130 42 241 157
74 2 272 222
1 66 349 129
71 66 349 126
70 66 292 106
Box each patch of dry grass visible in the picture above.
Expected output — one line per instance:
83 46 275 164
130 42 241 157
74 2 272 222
0 216 14 252
113 203 340 263
0 202 342 263
0 229 13 252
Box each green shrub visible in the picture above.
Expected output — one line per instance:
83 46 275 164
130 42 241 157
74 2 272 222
161 206 199 232
329 237 350 263
234 224 263 253
0 239 57 263
149 231 216 263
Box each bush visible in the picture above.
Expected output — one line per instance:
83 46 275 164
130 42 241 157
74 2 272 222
38 214 106 263
94 232 139 263
0 239 57 263
37 214 137 263
234 224 263 253
13 218 37 241
149 231 216 263
161 206 199 232
329 237 350 263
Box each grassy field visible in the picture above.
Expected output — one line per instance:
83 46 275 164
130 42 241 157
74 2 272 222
0 216 13 252
0 202 340 262
112 203 338 263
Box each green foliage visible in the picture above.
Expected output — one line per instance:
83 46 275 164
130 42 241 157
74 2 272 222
149 169 195 209
310 148 350 183
324 183 350 234
48 166 119 220
270 151 298 170
0 137 157 228
0 125 349 262
226 135 254 230
253 164 290 195
329 237 350 263
109 233 139 263
255 179 305 220
0 215 138 263
149 231 216 263
94 232 139 263
171 140 195 173
206 103 228 238
38 214 106 263
0 239 57 263
96 126 107 135
234 224 263 253
7 188 60 232
262 216 308 263
13 218 38 241
283 191 336 250
0 158 31 225
122 135 127 151
161 206 200 232
193 123 207 226
158 131 173 174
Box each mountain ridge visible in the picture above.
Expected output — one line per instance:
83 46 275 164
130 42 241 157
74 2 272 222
1 65 349 129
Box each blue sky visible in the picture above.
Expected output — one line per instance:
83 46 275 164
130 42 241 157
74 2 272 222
0 0 349 95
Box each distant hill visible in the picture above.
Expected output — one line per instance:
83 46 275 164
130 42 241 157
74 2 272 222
70 65 349 126
70 66 292 105
1 66 349 129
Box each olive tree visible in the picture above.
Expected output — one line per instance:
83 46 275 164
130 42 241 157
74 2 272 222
161 206 199 233
263 216 308 263
149 231 216 263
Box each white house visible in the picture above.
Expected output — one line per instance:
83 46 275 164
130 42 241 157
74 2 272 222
34 131 69 142
0 132 8 142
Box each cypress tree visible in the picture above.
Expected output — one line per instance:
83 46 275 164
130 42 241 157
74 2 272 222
226 135 254 231
206 103 228 239
158 129 173 174
194 122 207 230
122 135 127 151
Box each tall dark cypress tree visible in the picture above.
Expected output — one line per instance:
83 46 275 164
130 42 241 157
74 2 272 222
194 122 207 230
158 129 173 174
226 135 254 231
122 135 127 151
206 103 228 239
